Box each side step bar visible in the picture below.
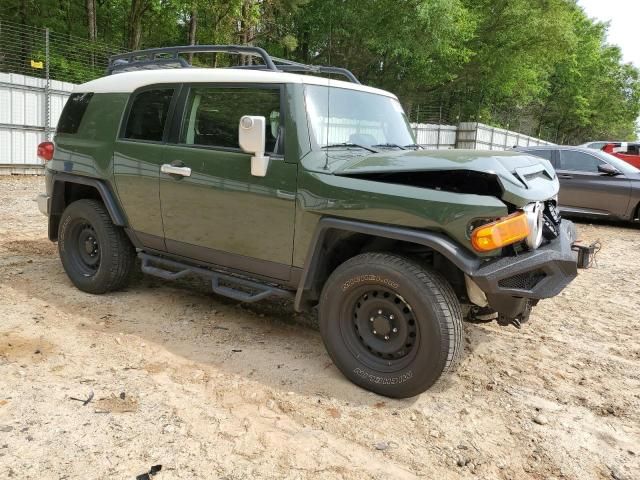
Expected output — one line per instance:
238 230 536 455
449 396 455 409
138 252 294 303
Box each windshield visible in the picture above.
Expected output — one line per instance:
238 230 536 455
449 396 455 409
304 85 416 150
593 150 640 175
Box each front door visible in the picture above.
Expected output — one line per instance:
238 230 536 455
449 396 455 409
159 84 297 282
557 149 631 218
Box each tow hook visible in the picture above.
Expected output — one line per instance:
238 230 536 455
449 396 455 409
571 241 600 269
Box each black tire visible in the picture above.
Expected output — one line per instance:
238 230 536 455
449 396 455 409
58 199 135 294
319 252 463 398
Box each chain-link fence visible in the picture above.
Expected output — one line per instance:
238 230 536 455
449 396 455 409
0 19 124 171
0 18 124 84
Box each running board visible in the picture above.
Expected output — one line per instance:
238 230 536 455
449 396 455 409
138 252 294 303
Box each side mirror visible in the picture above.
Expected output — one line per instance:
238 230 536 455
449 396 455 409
598 163 620 176
239 115 270 177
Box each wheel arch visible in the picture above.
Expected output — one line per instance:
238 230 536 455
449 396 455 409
293 217 482 312
48 173 127 241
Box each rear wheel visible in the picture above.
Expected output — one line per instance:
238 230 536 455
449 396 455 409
58 199 135 294
319 252 463 398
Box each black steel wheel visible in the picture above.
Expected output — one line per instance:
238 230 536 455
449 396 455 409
69 222 101 275
319 252 463 398
346 287 419 369
58 199 135 294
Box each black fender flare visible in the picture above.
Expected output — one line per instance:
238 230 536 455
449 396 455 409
293 217 481 311
49 172 128 240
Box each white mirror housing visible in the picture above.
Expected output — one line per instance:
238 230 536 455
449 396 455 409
239 115 270 177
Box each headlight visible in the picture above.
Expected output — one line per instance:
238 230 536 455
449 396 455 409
523 202 544 249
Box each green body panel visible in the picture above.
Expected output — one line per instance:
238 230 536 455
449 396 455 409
113 140 167 240
49 93 127 181
292 167 508 267
160 145 297 266
48 84 561 281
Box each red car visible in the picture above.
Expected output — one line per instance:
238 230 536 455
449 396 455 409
602 142 640 169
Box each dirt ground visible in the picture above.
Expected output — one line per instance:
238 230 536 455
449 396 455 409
0 176 638 480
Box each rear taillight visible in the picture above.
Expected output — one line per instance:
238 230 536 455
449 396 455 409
37 141 54 162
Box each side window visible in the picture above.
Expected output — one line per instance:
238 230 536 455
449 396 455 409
123 89 174 141
559 150 604 173
57 93 93 134
523 149 554 164
179 87 281 154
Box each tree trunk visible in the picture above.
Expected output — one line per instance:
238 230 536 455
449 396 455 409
86 0 97 66
86 0 97 41
238 1 248 65
128 0 150 50
187 9 197 64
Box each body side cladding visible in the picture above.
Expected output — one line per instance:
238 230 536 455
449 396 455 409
48 171 128 241
293 217 482 312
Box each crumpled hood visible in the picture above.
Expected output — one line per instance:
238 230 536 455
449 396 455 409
333 149 559 206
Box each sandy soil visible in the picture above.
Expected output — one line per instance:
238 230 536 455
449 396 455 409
0 175 638 479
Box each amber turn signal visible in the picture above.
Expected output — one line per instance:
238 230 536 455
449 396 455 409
471 212 530 252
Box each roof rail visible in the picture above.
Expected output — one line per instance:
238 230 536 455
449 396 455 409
107 45 360 84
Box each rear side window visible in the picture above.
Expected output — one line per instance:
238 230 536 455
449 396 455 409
123 89 174 142
179 87 282 154
57 93 93 134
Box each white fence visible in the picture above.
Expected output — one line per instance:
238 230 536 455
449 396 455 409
0 72 74 172
411 122 554 150
411 123 457 149
455 122 555 150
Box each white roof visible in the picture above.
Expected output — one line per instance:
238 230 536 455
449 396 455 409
74 68 397 98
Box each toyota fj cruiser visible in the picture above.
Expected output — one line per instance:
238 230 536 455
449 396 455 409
37 46 580 398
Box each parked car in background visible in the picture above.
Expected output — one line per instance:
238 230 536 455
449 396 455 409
601 142 640 169
579 141 621 150
515 146 640 222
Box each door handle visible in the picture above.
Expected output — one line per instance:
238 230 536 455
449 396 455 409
558 174 573 179
161 164 192 177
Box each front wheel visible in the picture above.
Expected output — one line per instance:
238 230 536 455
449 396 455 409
319 252 463 398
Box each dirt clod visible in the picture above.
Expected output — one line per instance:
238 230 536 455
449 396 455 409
533 414 549 425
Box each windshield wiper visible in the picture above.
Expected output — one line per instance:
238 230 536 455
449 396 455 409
403 143 423 150
321 143 379 153
372 143 407 150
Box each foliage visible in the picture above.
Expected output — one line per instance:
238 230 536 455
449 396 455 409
1 0 638 142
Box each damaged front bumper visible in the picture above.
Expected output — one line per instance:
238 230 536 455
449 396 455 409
468 220 578 321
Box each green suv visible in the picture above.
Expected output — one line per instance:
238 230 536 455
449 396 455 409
37 46 579 398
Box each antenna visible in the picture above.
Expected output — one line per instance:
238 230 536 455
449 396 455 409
324 2 333 170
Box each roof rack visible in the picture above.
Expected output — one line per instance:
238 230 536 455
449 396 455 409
107 45 360 84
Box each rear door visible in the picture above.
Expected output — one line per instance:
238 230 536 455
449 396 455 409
159 84 297 282
113 86 178 250
556 149 631 218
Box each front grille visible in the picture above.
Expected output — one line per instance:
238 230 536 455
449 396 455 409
498 270 546 290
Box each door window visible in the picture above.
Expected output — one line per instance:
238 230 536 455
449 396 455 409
559 150 604 173
179 87 282 154
123 89 174 141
